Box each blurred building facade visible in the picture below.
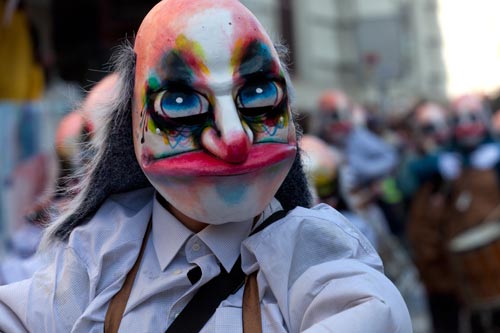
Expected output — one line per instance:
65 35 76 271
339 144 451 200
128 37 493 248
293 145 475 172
241 0 447 117
15 0 499 117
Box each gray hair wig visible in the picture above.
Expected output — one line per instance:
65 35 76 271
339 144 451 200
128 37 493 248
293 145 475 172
41 39 312 247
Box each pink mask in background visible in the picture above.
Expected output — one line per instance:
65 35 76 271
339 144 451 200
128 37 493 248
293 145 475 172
452 94 488 149
132 0 297 224
414 102 451 152
318 90 353 146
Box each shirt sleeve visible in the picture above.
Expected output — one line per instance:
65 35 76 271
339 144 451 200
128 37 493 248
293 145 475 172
0 279 30 332
289 260 412 333
242 204 412 333
0 244 90 333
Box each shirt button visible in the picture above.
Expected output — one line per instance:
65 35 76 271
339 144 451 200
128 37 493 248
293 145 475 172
192 243 201 251
173 269 182 275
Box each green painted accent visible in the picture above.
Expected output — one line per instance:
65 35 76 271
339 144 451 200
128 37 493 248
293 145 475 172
148 75 161 90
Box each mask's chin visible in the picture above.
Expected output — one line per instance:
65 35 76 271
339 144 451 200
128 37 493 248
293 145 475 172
146 154 295 225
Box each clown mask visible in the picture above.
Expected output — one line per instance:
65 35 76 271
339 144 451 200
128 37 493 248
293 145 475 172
132 0 297 226
452 94 488 149
318 90 353 147
414 102 451 153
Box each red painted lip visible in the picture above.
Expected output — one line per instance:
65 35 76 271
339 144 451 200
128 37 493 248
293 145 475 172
455 124 486 138
142 143 296 177
329 123 351 133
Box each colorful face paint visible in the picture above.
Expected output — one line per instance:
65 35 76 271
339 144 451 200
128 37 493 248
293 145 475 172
414 102 451 148
318 90 353 146
132 0 296 224
452 94 488 148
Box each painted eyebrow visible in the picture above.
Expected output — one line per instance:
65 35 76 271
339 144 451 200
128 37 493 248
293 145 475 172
236 40 280 79
159 50 196 85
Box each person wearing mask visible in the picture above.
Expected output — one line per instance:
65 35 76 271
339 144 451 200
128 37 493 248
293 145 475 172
0 1 411 332
401 100 459 333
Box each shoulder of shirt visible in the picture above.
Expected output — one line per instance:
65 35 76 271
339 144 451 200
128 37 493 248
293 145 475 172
65 187 155 266
281 204 375 251
243 203 382 273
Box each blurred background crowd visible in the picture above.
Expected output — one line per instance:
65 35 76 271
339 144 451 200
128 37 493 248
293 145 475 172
1 0 500 332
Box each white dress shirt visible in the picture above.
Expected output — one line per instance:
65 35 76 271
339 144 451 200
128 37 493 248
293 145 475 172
0 187 412 332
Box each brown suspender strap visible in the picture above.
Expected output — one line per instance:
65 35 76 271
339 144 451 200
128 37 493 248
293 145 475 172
104 222 152 333
103 234 263 333
103 209 288 332
242 271 263 333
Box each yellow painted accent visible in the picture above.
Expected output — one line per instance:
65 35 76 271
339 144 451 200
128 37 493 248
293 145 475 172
175 34 210 75
231 38 245 69
162 133 170 145
147 118 157 134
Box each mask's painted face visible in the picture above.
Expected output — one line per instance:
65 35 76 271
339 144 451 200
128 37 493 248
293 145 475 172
414 102 451 151
318 90 352 146
132 0 296 224
452 95 488 149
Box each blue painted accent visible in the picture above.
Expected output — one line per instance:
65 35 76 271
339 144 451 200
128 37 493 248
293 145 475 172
215 182 247 205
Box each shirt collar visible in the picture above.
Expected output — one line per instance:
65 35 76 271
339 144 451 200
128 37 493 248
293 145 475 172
152 195 284 272
198 198 284 272
196 219 253 272
152 197 193 271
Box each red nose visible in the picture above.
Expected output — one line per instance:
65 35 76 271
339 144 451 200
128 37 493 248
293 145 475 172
202 128 252 164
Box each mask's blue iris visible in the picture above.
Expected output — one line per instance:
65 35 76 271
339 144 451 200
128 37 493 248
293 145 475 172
237 81 281 108
155 90 208 118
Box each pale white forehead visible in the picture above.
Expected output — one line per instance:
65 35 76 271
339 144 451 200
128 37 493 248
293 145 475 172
455 96 483 113
456 104 482 115
418 104 446 123
335 95 350 110
184 9 234 75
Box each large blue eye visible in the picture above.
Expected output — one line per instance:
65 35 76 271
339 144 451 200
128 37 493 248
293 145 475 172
237 81 284 109
154 90 209 118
